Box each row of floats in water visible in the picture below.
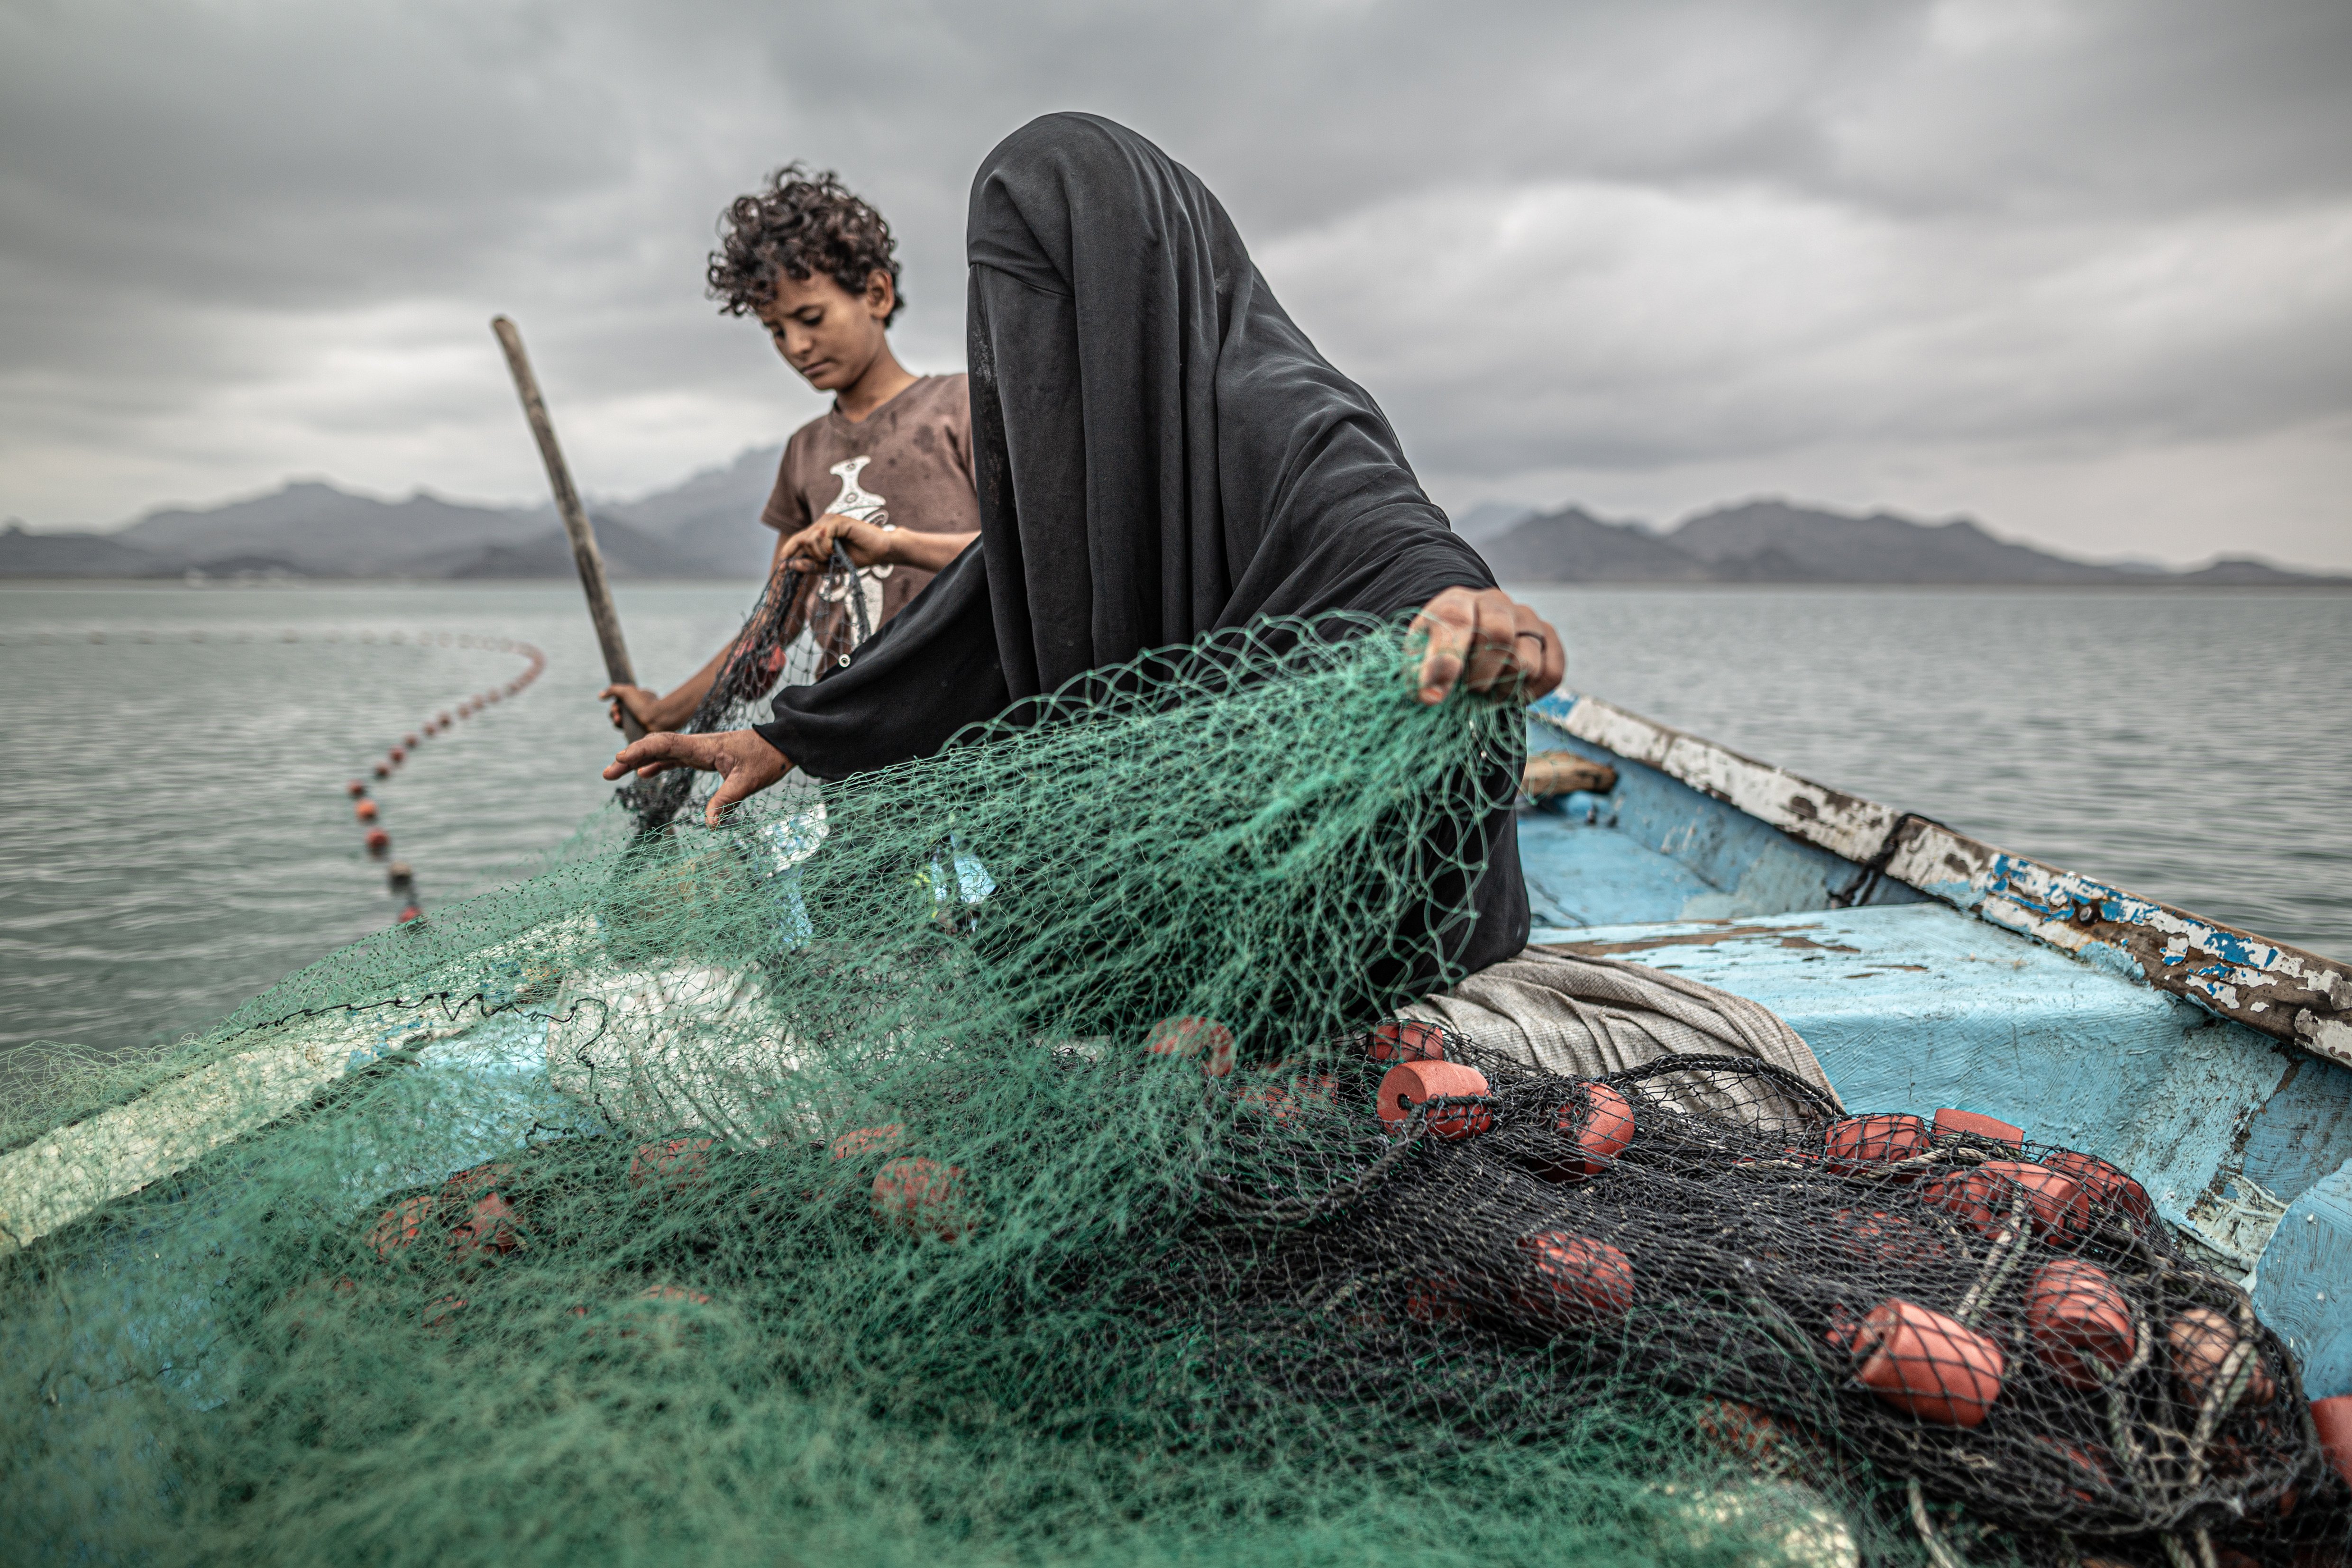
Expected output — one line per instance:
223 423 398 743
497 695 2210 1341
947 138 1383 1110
339 637 546 924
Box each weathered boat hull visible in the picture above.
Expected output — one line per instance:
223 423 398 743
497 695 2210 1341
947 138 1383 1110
1523 691 2352 1396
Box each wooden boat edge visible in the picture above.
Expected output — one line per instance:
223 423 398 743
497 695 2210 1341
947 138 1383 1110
1532 692 2352 1068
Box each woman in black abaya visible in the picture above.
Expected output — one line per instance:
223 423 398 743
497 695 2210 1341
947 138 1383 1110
607 112 1565 979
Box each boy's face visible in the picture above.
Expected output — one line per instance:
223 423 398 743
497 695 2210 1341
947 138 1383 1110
759 269 895 393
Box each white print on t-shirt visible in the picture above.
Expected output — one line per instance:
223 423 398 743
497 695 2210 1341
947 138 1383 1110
817 456 892 633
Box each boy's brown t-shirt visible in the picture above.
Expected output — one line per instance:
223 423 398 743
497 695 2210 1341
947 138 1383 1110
760 374 980 630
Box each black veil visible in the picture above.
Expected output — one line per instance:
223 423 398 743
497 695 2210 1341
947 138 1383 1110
752 112 1528 974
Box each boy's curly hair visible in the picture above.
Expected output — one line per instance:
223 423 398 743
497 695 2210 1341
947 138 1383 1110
707 164 904 325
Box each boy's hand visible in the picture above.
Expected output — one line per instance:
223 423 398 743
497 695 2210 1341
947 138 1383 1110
780 512 894 572
600 683 677 733
1411 587 1564 705
602 729 790 828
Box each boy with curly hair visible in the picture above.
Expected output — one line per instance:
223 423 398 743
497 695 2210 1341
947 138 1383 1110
603 166 980 735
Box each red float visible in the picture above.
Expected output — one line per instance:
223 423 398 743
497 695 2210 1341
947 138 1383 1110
388 747 405 765
1922 1161 2084 1241
872 1156 970 1240
1822 1112 1931 1175
1402 1276 1468 1326
1694 1399 1797 1467
346 780 366 797
825 1125 903 1163
1933 1107 2024 1146
1850 1298 2005 1427
396 903 422 923
2313 1396 2352 1491
364 828 391 855
373 763 391 778
1514 1230 1634 1327
1831 1207 1947 1267
1145 1015 1235 1077
1551 1081 1636 1176
2039 1149 2159 1228
2025 1259 2136 1390
366 1194 436 1258
640 1284 714 1306
403 733 419 747
2169 1307 2275 1409
2028 1434 2116 1505
631 1136 717 1189
448 1192 521 1261
1983 1160 2088 1238
1365 1019 1448 1064
1375 1059 1493 1139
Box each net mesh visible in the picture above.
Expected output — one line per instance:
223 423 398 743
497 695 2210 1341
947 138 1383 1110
0 613 2340 1568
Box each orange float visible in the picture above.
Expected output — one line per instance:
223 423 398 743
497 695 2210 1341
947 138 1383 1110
1821 1112 1931 1175
1922 1161 2084 1241
872 1156 970 1240
1694 1399 1799 1468
1146 1015 1235 1078
826 1124 905 1162
2028 1434 2116 1505
631 1136 717 1190
366 1194 436 1258
1933 1107 2024 1146
2039 1149 2158 1228
2025 1259 2135 1390
2169 1307 2275 1409
1514 1231 1634 1327
1365 1019 1448 1064
2312 1396 2352 1490
355 799 378 821
1831 1207 1947 1267
1402 1276 1468 1326
1375 1060 1493 1139
1552 1081 1636 1177
448 1192 521 1261
1523 1081 1634 1180
1849 1298 2005 1426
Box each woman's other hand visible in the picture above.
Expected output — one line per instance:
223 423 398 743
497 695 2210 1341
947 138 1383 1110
602 729 790 828
1411 587 1564 705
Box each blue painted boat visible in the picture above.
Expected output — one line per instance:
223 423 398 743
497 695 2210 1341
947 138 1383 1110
1519 689 2352 1398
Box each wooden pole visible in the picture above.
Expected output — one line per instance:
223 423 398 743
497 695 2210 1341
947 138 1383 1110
489 315 645 742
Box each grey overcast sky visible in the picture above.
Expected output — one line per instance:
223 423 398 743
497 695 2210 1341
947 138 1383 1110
2 0 2348 567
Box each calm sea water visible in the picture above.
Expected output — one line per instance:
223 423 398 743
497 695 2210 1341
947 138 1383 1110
0 581 2344 1061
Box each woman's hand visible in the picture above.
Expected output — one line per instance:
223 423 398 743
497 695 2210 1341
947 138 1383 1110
779 512 893 573
1410 587 1564 705
602 728 790 828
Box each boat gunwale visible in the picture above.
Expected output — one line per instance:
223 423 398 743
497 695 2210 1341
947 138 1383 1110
1530 691 2352 1068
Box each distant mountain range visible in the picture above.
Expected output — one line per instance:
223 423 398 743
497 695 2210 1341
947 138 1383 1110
1470 500 2349 588
3 463 2343 587
0 447 786 582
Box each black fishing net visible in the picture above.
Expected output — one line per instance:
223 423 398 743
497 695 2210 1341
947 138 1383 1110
1 611 2341 1568
617 539 871 830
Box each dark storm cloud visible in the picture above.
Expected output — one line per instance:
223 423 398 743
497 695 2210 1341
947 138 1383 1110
1 0 2347 565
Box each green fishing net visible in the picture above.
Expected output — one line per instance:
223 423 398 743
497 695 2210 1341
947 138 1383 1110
0 615 2333 1568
